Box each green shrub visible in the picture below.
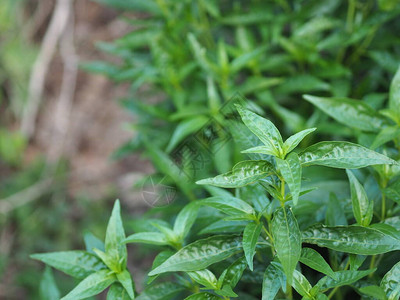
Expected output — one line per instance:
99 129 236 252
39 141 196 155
32 68 400 298
32 1 400 299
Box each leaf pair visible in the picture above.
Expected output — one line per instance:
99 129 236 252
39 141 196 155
124 202 199 248
237 104 315 158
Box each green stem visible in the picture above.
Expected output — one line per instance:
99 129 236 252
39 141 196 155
280 177 286 206
346 0 356 33
368 255 377 278
381 193 386 221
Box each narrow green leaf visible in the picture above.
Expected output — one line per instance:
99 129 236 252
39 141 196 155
243 222 262 270
371 126 400 149
147 250 174 284
173 202 199 240
148 235 242 275
316 269 375 291
136 282 185 300
61 269 116 300
276 152 302 205
93 248 118 272
196 160 274 188
39 267 60 300
346 170 373 226
236 105 283 155
124 232 169 246
299 141 398 169
116 269 135 299
187 269 218 289
262 263 284 300
107 283 131 300
84 231 105 254
106 200 127 268
299 248 336 280
389 64 400 116
241 145 277 156
166 116 208 153
381 261 400 300
199 219 248 235
303 95 389 132
31 251 107 279
292 270 312 297
283 128 316 154
219 256 248 288
271 207 301 283
302 225 400 255
359 285 386 300
198 196 255 217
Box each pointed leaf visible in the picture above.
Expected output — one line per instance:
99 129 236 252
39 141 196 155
93 248 119 272
371 126 400 149
299 248 336 279
166 116 208 153
107 283 131 300
40 267 60 300
219 256 247 288
292 270 312 297
116 269 135 299
262 263 284 300
31 251 107 279
271 207 301 283
381 261 400 300
187 269 218 289
148 235 243 275
283 128 316 154
276 152 302 205
303 95 389 132
199 196 255 217
106 200 127 267
173 202 199 240
196 160 274 188
84 231 105 254
302 225 400 255
236 105 283 155
243 222 262 270
359 285 387 300
241 145 277 156
299 141 398 169
199 219 248 235
124 232 169 246
61 269 116 300
389 64 400 116
346 170 373 226
316 269 375 291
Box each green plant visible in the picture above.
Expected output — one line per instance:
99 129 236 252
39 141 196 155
32 66 400 298
86 0 400 204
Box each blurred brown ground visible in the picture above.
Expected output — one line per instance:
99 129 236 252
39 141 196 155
28 0 153 206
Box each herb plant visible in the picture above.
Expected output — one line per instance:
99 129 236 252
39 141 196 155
30 1 400 299
32 67 400 298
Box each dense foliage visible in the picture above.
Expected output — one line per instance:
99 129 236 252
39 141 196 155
31 0 400 299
